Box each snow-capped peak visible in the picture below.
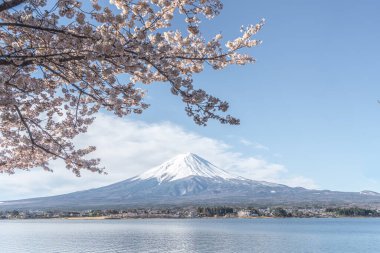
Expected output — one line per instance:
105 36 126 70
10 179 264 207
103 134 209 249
136 153 240 183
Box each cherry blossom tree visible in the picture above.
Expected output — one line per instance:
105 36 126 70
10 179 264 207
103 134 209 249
0 0 263 175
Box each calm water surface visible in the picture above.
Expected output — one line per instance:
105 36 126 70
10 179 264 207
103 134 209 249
0 218 379 252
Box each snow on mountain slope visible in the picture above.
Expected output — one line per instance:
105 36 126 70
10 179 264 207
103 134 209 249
360 190 380 196
136 153 241 182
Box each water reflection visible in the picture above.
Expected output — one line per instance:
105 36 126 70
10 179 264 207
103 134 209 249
0 218 379 253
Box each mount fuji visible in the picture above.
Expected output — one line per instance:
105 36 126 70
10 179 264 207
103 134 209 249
136 153 241 182
2 153 380 210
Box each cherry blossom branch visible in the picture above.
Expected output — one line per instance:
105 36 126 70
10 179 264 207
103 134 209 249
0 0 26 12
0 22 90 39
13 104 62 159
0 0 262 174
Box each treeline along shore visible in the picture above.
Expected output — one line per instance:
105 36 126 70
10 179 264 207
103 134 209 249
1 206 380 219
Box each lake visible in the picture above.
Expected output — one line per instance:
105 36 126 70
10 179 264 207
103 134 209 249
0 218 379 252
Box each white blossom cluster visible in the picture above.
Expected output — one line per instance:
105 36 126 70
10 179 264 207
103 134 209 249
0 0 263 175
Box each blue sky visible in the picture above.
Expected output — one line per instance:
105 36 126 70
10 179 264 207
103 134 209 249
1 0 380 200
130 0 380 192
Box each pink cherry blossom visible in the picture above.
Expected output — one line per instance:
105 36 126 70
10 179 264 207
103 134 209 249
0 0 263 175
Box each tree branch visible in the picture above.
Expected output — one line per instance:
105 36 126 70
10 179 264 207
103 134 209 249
0 0 26 12
0 22 90 39
13 105 63 159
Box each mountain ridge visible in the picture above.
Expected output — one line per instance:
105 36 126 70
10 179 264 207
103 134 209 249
1 153 380 210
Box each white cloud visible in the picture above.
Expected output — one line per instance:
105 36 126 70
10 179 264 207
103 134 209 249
239 138 269 151
0 113 317 200
280 176 319 189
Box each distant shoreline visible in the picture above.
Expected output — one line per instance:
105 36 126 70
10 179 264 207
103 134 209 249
64 216 110 220
17 216 380 221
2 206 380 220
3 215 380 220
